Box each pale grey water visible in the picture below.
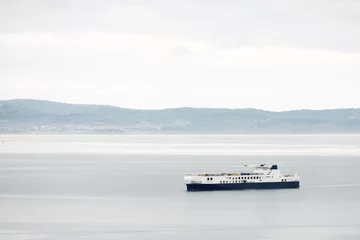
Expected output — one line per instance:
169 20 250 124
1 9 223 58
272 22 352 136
1 135 360 240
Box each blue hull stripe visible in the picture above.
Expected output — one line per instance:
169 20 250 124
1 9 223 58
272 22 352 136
186 181 300 191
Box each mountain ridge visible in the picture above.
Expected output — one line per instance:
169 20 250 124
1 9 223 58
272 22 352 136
1 99 360 134
3 98 359 112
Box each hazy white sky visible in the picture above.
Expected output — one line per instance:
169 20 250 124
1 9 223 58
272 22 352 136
1 0 360 110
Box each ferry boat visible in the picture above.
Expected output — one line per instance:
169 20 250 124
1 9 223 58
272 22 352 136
184 164 300 191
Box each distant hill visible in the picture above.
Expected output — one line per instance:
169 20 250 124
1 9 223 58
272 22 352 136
1 99 360 133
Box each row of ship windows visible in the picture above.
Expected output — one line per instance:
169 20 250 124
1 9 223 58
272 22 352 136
208 177 263 181
219 179 288 184
220 181 244 183
226 176 270 180
207 176 276 181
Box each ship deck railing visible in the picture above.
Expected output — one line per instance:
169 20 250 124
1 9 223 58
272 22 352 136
187 172 265 177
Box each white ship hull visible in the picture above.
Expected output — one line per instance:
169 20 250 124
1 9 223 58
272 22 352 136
184 164 300 191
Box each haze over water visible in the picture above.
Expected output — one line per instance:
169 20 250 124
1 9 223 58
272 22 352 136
1 134 360 240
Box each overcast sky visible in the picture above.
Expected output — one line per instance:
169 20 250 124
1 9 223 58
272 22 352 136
1 0 360 110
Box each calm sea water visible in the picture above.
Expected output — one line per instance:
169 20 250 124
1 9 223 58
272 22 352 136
1 134 360 240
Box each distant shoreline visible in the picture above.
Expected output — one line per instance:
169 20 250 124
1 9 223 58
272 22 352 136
2 133 360 136
1 99 360 134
